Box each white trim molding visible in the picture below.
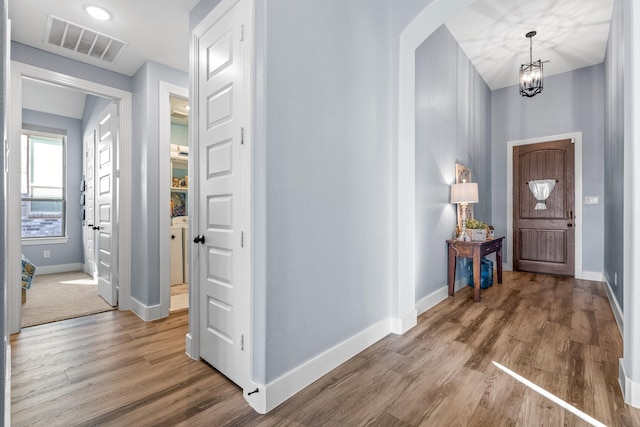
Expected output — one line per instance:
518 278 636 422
129 297 164 322
158 81 189 319
245 317 391 414
505 132 583 277
620 360 640 408
33 263 83 275
603 278 623 335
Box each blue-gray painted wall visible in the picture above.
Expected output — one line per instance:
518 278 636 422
131 61 188 306
491 65 605 272
11 42 132 92
415 25 492 300
21 109 84 268
260 0 393 383
604 0 624 307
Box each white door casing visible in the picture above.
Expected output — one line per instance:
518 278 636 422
96 103 119 306
7 61 133 334
159 81 189 318
190 0 253 395
84 131 97 278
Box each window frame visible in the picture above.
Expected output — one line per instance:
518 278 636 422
20 129 68 242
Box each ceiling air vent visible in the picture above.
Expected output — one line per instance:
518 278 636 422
45 15 126 64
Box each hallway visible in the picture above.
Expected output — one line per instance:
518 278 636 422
11 271 639 425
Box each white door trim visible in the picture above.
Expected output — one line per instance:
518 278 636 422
506 132 583 277
158 81 189 318
7 61 132 334
396 0 474 334
188 0 254 405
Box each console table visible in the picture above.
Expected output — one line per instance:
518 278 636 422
447 237 504 302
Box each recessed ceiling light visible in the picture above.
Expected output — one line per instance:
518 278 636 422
84 5 112 21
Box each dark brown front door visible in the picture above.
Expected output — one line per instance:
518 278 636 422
513 139 575 276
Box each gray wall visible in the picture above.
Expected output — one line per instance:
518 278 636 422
81 94 111 136
491 65 605 272
131 61 188 306
21 110 84 268
259 0 393 383
415 25 492 300
11 42 132 92
604 0 624 307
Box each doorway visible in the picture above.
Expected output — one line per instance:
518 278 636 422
506 132 584 277
159 82 189 317
513 139 575 275
7 61 133 334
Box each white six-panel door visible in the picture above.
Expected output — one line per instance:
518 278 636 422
96 103 119 306
84 131 96 279
196 0 247 387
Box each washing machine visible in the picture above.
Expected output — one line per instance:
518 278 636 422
171 216 189 284
170 222 183 286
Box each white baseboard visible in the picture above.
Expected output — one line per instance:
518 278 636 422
581 271 604 281
389 309 417 334
620 359 640 409
5 342 11 427
245 316 391 414
129 296 165 322
34 263 83 275
415 277 467 316
603 279 623 335
185 333 196 359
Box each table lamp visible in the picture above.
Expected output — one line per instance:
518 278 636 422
451 182 479 241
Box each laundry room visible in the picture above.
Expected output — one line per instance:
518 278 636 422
169 95 189 312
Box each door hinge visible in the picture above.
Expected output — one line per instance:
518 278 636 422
116 169 120 178
241 231 244 248
240 127 244 145
240 25 244 42
241 334 244 351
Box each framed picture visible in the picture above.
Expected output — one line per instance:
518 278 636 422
455 162 474 227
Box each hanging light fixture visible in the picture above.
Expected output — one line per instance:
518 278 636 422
519 31 543 97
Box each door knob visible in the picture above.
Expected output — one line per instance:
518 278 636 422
567 223 573 227
93 226 100 230
171 234 176 239
193 235 205 244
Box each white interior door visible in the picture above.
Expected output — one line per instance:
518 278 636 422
96 103 119 306
83 131 97 279
197 0 247 386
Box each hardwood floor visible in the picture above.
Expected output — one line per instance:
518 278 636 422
11 271 640 426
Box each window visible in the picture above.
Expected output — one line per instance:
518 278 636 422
21 131 66 239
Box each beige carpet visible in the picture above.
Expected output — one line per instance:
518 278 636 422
21 271 115 328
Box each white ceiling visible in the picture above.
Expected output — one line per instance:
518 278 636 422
10 0 615 118
9 0 199 76
446 0 615 90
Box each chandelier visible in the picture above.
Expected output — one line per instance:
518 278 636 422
519 31 543 97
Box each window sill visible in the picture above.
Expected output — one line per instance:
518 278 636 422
21 237 69 246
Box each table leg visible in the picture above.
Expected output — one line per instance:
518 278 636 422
496 245 503 284
473 248 481 302
447 245 456 297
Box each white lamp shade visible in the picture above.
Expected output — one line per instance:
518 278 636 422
451 182 479 204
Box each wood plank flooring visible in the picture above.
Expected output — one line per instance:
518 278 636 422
11 271 640 426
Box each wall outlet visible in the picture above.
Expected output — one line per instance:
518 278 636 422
43 250 50 258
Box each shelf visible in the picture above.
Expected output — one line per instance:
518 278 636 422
171 187 188 192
